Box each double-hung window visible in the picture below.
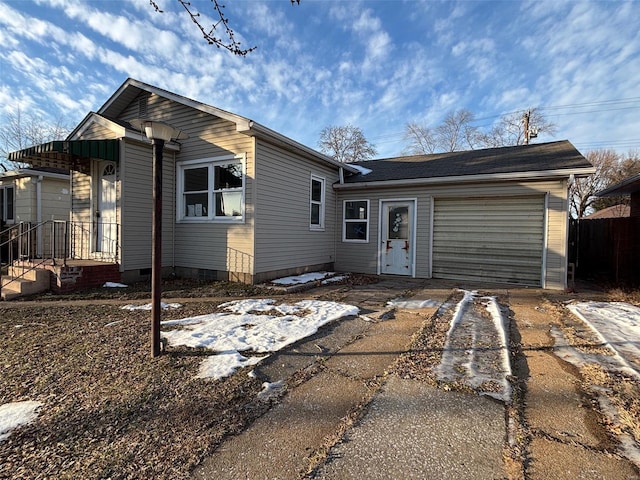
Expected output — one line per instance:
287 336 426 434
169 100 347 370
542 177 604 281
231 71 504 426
177 155 244 222
0 185 15 225
343 200 369 242
310 175 325 230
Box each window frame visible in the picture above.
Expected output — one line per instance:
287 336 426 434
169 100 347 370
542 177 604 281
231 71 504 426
176 155 245 223
0 184 15 225
309 174 325 231
342 199 370 243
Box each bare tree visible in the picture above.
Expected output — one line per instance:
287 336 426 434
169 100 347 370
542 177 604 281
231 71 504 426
404 107 557 155
436 109 479 152
403 109 478 154
149 0 300 56
569 149 626 218
403 121 438 155
318 125 377 163
478 108 557 147
0 107 71 169
589 151 640 212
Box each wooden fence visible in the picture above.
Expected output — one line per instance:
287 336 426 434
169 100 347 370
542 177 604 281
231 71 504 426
569 217 640 285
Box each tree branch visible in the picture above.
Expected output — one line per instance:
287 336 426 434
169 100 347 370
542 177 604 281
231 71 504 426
150 0 301 56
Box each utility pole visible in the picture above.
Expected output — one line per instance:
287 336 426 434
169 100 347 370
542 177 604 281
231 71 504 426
523 110 530 145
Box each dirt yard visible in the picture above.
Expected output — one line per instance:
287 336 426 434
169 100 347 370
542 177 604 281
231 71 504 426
1 278 638 479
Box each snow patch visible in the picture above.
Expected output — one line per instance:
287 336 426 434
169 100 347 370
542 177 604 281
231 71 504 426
0 401 42 442
349 164 373 175
161 300 359 380
435 290 512 402
121 302 183 311
103 282 128 288
387 299 438 309
270 271 336 285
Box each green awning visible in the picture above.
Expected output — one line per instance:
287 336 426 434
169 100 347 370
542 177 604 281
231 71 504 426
8 140 119 171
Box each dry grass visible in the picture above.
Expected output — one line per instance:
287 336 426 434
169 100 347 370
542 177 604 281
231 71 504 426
0 275 379 480
0 299 274 480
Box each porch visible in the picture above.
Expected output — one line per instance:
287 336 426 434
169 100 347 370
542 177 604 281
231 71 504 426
1 220 121 299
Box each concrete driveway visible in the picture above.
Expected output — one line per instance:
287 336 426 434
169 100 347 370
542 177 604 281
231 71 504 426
192 278 639 480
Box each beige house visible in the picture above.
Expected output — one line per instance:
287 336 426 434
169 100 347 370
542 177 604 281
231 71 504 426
9 78 594 290
0 167 70 260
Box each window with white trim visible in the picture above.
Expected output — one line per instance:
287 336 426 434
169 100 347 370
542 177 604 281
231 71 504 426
0 185 15 225
310 175 325 230
343 200 369 242
177 156 244 222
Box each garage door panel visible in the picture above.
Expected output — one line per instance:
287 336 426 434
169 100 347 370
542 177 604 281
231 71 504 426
432 196 545 286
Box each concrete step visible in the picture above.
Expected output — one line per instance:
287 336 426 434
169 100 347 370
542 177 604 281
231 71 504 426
1 268 50 300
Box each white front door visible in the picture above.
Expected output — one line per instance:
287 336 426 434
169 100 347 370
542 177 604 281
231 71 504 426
380 200 414 275
96 162 117 255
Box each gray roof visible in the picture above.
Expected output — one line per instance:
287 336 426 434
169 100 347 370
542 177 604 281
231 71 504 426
597 173 640 196
343 140 592 184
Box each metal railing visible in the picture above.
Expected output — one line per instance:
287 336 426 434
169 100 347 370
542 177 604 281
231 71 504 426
0 220 120 298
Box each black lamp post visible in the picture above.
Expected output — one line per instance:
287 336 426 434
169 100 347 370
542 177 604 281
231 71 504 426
131 120 187 357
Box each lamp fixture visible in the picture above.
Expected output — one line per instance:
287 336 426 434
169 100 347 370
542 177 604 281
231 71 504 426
129 119 189 142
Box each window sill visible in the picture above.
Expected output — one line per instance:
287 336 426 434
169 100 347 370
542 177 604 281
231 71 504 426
178 218 244 224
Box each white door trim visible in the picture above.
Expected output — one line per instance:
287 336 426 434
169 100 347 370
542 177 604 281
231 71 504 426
377 198 417 277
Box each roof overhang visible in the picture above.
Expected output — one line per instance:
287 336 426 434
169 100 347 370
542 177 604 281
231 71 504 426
0 168 69 181
597 173 640 196
8 140 120 171
334 167 596 190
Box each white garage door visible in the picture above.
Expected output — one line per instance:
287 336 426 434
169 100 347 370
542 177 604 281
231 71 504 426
432 196 545 286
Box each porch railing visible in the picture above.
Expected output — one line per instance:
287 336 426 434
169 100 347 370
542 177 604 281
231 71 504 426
0 220 120 297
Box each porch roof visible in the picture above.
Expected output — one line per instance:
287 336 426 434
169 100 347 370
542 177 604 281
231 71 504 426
8 139 119 170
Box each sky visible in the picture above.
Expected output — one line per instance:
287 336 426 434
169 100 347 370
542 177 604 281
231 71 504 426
1 0 639 159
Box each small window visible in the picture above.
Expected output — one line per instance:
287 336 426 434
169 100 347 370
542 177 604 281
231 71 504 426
177 156 244 222
343 200 369 242
310 175 325 230
0 185 15 224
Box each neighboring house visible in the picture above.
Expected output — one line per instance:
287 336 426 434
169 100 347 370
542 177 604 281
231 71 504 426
584 204 630 219
597 173 640 217
0 167 70 227
0 167 70 260
8 78 594 291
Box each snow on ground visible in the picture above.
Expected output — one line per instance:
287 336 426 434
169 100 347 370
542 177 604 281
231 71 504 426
435 290 512 402
121 302 183 311
567 302 640 380
387 299 439 309
562 301 640 467
161 299 359 380
0 401 42 442
270 272 337 285
103 282 128 288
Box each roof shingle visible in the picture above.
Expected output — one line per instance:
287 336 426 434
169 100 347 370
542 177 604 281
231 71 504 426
343 140 592 184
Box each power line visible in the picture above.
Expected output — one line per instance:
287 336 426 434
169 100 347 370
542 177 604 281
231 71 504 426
365 96 640 151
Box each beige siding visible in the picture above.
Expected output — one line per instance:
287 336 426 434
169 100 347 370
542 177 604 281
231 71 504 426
253 140 338 277
70 170 92 258
40 178 71 221
13 177 34 223
336 188 432 278
171 116 255 275
433 196 545 286
114 93 256 275
335 179 569 289
77 123 118 140
119 141 174 270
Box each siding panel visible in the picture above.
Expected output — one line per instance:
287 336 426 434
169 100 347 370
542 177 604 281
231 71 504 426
336 179 568 289
433 196 545 286
254 140 338 277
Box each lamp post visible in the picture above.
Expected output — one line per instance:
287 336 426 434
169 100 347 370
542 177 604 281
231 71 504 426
131 120 187 357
